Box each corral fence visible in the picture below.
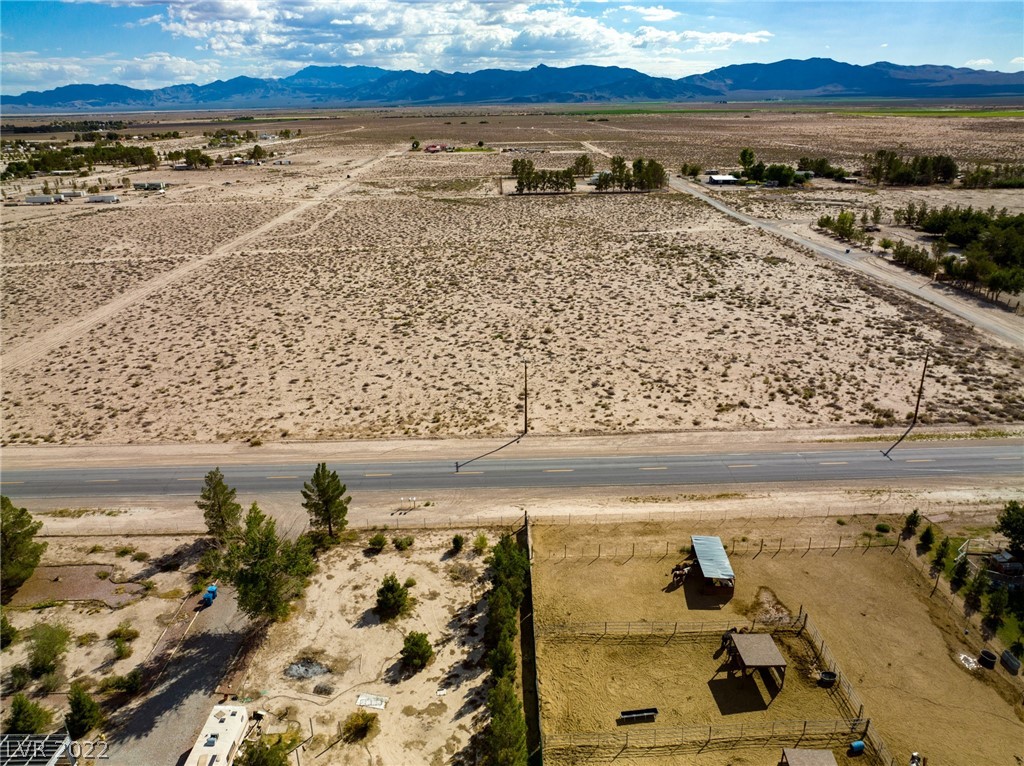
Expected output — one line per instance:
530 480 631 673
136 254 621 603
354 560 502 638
536 614 805 641
543 717 875 757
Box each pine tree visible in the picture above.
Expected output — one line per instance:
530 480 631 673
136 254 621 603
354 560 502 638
951 555 970 590
231 503 311 622
4 693 52 734
400 632 434 671
66 682 103 738
301 463 350 539
919 525 935 551
196 469 242 544
375 573 409 620
1 496 47 600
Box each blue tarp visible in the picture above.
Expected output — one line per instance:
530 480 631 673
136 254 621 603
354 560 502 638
691 535 734 580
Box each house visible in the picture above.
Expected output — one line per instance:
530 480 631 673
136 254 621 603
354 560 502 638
707 174 739 185
185 705 249 766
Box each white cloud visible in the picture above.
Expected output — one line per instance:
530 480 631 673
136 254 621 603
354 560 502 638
1012 56 1024 67
620 5 680 22
1 51 93 90
964 58 993 68
111 53 221 86
1 50 221 92
880 43 888 48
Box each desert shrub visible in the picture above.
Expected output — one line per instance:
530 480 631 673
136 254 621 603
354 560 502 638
400 632 434 671
835 518 846 526
367 533 387 553
8 664 30 690
341 710 378 742
3 693 52 734
1 610 16 648
451 534 465 554
392 535 414 551
131 551 150 562
28 623 71 677
66 681 104 738
112 637 133 660
403 577 416 589
473 533 489 555
76 632 99 647
375 574 409 620
38 670 64 693
107 620 140 643
875 522 891 533
236 738 290 766
115 545 135 557
98 668 143 695
95 571 110 580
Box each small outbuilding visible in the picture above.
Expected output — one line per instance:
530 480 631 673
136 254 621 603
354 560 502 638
779 748 839 766
690 535 735 595
728 633 787 689
707 174 739 185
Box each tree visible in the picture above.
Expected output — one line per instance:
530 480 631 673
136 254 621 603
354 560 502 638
996 500 1024 560
571 154 594 177
1 496 47 602
485 676 528 766
903 508 922 537
65 682 104 738
451 534 465 554
933 536 951 570
4 693 52 734
301 463 350 539
919 525 935 551
951 555 970 590
197 468 242 545
985 585 1009 630
964 568 989 611
739 148 755 176
236 738 290 766
231 503 313 622
375 573 410 620
249 144 266 161
488 630 518 681
400 631 434 671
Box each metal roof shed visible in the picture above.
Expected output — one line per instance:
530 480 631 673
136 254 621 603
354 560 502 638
729 633 787 689
691 536 734 579
780 748 839 766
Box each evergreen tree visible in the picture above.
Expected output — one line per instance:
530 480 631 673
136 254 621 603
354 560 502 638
236 738 290 766
375 573 409 620
4 693 52 734
485 676 528 766
985 586 1009 629
903 508 922 537
196 468 242 544
951 555 970 590
65 682 104 738
400 631 434 671
488 630 518 681
231 503 312 622
1 496 47 602
301 463 350 539
996 500 1024 559
933 536 951 569
739 148 755 176
919 525 935 551
1 609 17 648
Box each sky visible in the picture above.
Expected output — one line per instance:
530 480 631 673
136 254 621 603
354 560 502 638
1 0 1022 95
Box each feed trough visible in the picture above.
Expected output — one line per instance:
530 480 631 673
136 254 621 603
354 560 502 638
818 671 838 687
978 649 997 670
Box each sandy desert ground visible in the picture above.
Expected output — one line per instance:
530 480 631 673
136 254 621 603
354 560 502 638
2 110 1023 447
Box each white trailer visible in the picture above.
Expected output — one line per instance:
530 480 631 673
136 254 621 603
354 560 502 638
25 195 62 204
186 705 249 766
87 194 120 204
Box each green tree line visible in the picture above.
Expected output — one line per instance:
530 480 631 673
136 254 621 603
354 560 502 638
864 150 957 186
1 142 158 180
593 156 667 191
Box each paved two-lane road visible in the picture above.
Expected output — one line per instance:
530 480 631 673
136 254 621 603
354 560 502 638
3 443 1020 501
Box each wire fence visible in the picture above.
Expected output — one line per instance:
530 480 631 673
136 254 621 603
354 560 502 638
542 717 873 756
536 614 805 641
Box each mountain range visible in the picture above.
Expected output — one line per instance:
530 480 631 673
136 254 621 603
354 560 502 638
3 58 1022 112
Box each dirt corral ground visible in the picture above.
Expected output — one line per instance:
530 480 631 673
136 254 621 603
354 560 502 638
3 110 1023 447
531 515 1024 765
235 528 505 765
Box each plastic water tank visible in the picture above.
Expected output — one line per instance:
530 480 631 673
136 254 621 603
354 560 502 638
978 649 997 669
849 740 865 755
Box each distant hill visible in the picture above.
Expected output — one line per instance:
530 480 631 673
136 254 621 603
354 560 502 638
3 58 1022 112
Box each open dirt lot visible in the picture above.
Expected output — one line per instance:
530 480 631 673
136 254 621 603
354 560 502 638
3 110 1023 447
235 528 504 765
531 515 1024 765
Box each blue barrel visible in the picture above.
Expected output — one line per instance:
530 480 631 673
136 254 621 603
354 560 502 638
207 585 218 600
201 593 213 607
849 740 865 755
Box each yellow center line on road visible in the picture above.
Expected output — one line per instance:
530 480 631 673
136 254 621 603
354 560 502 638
638 466 667 471
266 475 298 479
363 473 393 478
994 456 1022 460
0 481 24 485
728 464 757 468
543 469 574 473
454 471 484 475
86 479 119 483
905 459 935 463
819 461 848 465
